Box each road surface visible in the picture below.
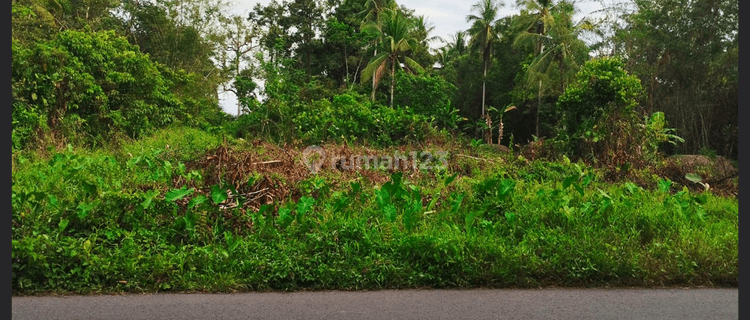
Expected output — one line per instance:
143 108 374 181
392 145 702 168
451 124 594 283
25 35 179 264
12 288 738 319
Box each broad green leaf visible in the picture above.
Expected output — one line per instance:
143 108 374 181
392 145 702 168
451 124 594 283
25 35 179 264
383 204 397 223
296 196 315 216
349 182 361 195
692 194 708 205
76 202 96 219
427 195 440 212
657 179 673 193
624 182 640 194
505 212 516 223
188 195 208 209
58 219 69 232
498 179 516 200
210 185 228 204
581 174 594 187
141 189 160 209
574 184 585 197
444 173 458 186
48 194 59 209
163 161 173 173
376 188 391 209
165 186 194 202
450 193 465 215
685 173 702 184
277 207 294 228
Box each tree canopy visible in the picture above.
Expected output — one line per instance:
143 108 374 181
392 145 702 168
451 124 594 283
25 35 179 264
11 0 738 160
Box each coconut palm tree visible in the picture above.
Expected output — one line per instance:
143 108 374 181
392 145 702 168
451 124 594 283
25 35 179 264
514 0 593 136
361 9 425 108
448 31 468 57
467 0 505 142
359 0 397 102
413 15 441 47
524 3 592 91
513 0 556 137
435 31 468 68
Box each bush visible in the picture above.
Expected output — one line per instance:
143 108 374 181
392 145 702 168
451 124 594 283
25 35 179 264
226 92 431 147
11 30 211 150
556 57 681 174
394 72 461 130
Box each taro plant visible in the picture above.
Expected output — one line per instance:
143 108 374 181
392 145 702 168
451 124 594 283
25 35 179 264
465 175 516 233
375 172 424 233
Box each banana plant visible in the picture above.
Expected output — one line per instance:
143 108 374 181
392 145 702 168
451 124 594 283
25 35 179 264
486 105 517 145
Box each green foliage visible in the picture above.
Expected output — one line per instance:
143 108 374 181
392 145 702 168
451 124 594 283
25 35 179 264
375 172 425 233
227 91 430 147
557 57 642 138
613 0 738 158
9 0 740 295
556 57 679 170
361 8 425 107
165 186 195 202
466 0 505 118
12 30 189 148
11 137 738 293
394 72 462 130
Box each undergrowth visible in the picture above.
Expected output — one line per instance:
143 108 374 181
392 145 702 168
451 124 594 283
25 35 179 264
11 127 738 294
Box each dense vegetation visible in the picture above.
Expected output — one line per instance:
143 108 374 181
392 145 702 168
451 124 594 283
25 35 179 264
12 0 737 294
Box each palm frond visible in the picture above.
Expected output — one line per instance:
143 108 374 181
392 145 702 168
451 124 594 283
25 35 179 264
361 53 389 84
402 56 425 74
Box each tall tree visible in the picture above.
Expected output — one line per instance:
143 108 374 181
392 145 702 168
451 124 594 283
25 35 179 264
613 0 738 158
467 0 505 142
284 0 326 71
361 9 424 107
515 0 591 130
409 15 440 69
434 30 468 70
359 0 397 101
447 31 468 57
250 0 290 66
513 0 556 137
215 14 259 115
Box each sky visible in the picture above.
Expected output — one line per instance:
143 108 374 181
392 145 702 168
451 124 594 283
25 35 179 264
218 0 616 115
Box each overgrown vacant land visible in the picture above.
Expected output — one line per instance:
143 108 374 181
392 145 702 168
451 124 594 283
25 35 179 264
12 0 737 294
11 126 738 294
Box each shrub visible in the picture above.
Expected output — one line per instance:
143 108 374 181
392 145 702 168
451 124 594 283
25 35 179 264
11 30 204 149
556 57 681 175
394 72 461 130
228 92 430 147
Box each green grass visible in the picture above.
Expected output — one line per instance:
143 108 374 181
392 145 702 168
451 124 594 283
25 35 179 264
11 127 738 294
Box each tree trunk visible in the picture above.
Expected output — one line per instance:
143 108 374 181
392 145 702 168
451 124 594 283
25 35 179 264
482 55 488 118
344 47 349 88
391 61 397 108
536 42 545 138
371 48 378 102
537 79 542 137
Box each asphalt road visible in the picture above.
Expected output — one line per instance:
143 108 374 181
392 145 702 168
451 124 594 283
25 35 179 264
12 288 738 320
